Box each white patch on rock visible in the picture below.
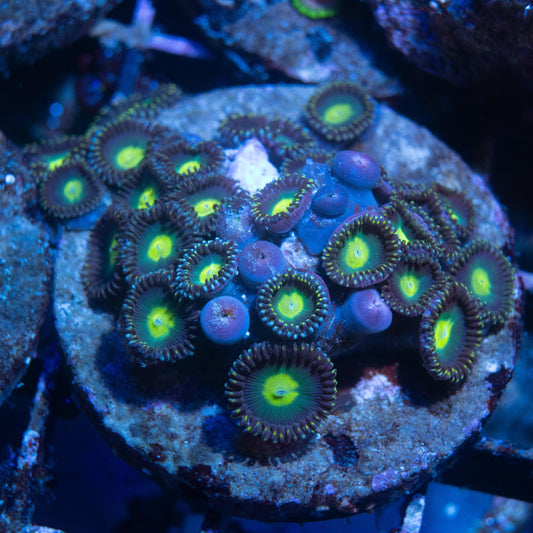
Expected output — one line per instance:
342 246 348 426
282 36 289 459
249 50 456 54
351 373 401 405
280 233 319 271
225 138 278 193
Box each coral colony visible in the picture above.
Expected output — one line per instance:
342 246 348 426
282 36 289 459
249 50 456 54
25 81 515 447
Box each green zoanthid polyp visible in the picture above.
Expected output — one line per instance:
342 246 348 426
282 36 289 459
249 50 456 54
225 342 337 444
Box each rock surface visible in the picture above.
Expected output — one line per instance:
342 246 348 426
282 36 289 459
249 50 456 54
371 0 533 85
0 130 52 406
0 0 120 76
181 0 403 98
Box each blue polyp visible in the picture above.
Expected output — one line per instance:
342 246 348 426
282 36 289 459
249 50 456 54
311 184 349 217
237 240 288 290
296 182 378 256
200 295 250 345
340 289 393 334
332 151 381 189
296 208 346 256
344 187 379 213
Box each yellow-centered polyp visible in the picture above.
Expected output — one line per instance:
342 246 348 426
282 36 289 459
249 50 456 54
199 262 222 284
344 236 369 270
435 314 454 352
147 306 175 339
270 194 294 216
176 158 201 174
471 267 491 297
62 179 83 203
277 291 305 320
194 198 219 218
115 145 145 170
147 235 173 262
323 103 354 125
400 273 420 300
138 187 156 209
263 372 299 406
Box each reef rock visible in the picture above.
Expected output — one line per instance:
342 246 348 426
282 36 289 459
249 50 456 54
0 0 121 76
370 0 533 85
0 130 52 406
179 0 403 98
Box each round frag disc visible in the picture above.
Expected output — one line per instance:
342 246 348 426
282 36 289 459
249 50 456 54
55 86 521 522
